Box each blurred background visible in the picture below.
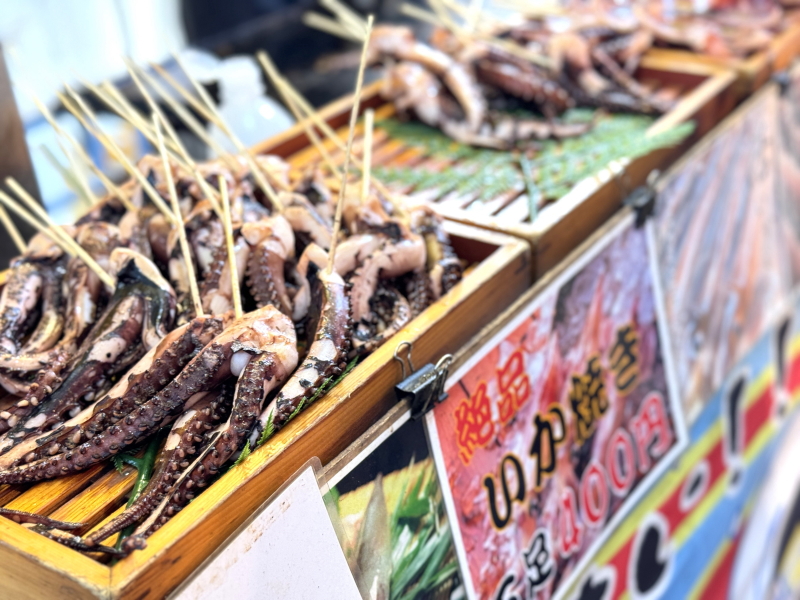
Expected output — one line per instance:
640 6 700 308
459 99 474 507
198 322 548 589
0 0 429 225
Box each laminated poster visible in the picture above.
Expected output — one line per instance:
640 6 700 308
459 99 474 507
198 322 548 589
568 295 800 600
426 214 687 600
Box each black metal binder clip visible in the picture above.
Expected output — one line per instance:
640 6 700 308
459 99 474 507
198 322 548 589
393 341 454 420
773 70 791 96
623 170 659 228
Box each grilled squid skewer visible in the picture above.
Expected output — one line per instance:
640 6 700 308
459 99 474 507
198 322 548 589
0 305 294 485
0 315 226 469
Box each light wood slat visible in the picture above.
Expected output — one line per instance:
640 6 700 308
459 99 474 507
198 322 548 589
0 485 25 505
6 465 105 515
466 186 526 217
48 464 137 535
496 193 534 222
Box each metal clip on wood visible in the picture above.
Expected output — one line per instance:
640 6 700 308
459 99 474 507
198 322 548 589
393 341 453 420
772 69 791 96
623 169 660 228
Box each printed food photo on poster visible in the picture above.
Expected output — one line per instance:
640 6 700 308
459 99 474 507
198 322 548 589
425 215 686 600
650 83 797 421
326 412 464 600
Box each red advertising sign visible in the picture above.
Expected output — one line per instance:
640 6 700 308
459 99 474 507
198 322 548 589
426 215 686 600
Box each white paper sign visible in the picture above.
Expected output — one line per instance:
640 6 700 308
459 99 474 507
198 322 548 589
171 462 360 600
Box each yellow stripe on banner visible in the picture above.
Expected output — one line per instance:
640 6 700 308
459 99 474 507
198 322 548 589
687 539 733 600
744 418 778 464
675 382 779 546
790 333 800 359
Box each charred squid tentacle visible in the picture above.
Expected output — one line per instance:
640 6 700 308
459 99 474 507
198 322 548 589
0 341 233 485
4 316 226 469
121 343 298 549
0 294 146 442
83 385 234 547
199 244 228 301
8 349 70 422
241 217 294 316
272 271 350 431
352 286 411 356
245 246 284 312
0 262 44 355
35 528 123 556
0 248 176 438
18 262 66 355
0 507 82 530
200 236 249 316
590 47 672 114
349 235 426 325
405 268 433 317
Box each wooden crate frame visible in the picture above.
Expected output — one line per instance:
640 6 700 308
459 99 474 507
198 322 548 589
252 56 735 280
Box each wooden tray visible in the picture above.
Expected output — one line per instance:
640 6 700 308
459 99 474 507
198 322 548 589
253 56 735 280
0 180 529 597
644 19 800 101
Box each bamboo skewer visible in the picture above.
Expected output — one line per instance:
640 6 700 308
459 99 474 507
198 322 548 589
412 0 551 69
320 0 368 39
5 178 84 252
219 175 242 320
0 205 26 253
88 80 191 171
28 94 136 212
302 12 361 42
258 52 409 220
133 64 240 171
59 88 177 225
169 54 284 212
122 61 224 218
361 108 374 203
52 136 98 209
328 15 374 276
256 52 342 178
0 191 70 257
3 179 115 288
148 62 218 127
285 92 342 176
466 0 484 33
102 84 191 165
154 115 203 318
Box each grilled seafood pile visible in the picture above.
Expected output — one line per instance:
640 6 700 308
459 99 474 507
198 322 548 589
0 151 463 555
316 6 685 149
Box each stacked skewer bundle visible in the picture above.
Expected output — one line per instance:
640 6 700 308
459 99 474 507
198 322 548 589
0 20 464 556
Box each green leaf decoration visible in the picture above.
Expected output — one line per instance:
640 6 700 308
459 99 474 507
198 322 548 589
114 432 165 552
376 114 694 217
231 440 252 468
257 410 276 447
255 357 361 449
